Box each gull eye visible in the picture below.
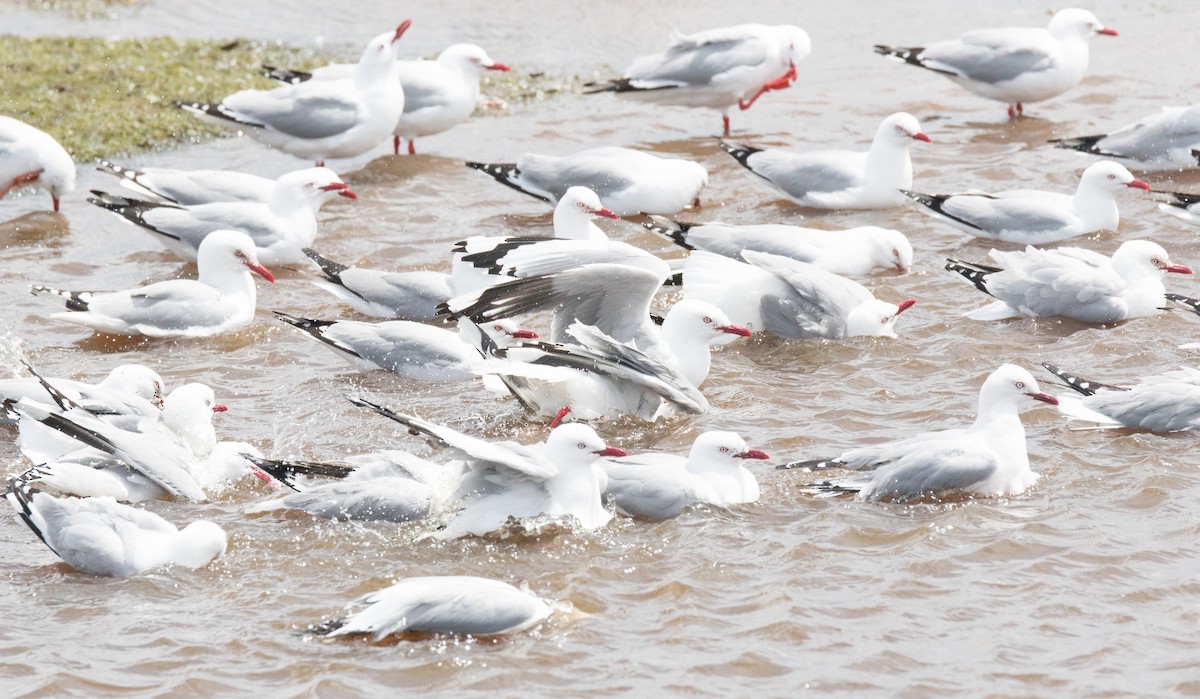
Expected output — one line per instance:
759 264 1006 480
882 316 890 323
1107 174 1116 180
577 442 586 449
1152 257 1161 265
493 324 503 331
892 248 899 257
719 447 730 453
702 316 712 323
1015 381 1025 389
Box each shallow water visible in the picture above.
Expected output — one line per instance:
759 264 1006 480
3 1 1200 696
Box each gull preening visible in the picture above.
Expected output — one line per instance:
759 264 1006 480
314 576 551 639
88 167 355 265
31 230 274 338
1051 104 1200 170
178 21 412 165
584 24 811 135
0 364 163 424
685 250 916 339
1042 362 1200 432
6 479 227 578
719 112 929 209
779 364 1058 502
0 116 75 212
644 218 913 275
602 431 766 520
875 8 1117 117
946 240 1191 323
903 161 1149 245
466 146 708 215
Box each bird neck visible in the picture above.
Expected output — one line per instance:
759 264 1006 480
660 323 711 387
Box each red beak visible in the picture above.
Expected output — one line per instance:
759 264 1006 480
1097 28 1118 36
1127 179 1150 191
593 446 628 458
1161 263 1192 275
509 329 539 339
212 403 229 413
392 19 413 44
735 449 770 460
588 206 619 220
717 324 752 337
52 196 61 212
247 262 275 283
248 464 274 484
486 63 511 72
1029 392 1059 406
320 182 357 200
911 132 932 143
895 299 917 314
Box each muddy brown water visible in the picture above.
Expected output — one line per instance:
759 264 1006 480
3 1 1200 696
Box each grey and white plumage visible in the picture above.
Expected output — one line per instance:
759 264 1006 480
1051 104 1200 171
1155 189 1200 228
684 249 916 339
903 161 1150 245
719 112 929 209
87 167 355 265
780 364 1058 502
0 116 75 212
177 21 411 163
96 160 276 205
645 217 912 275
315 576 551 640
875 8 1117 116
274 312 536 382
946 240 1191 323
351 400 623 539
6 479 226 578
0 364 162 425
584 24 811 134
466 146 707 216
1042 362 1200 432
31 230 274 338
601 431 766 520
303 247 452 320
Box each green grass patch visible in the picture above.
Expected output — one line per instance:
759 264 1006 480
0 35 328 161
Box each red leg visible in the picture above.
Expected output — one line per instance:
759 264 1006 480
738 64 798 111
1007 104 1016 118
549 406 572 428
52 195 60 212
692 196 701 208
393 135 401 155
315 160 324 167
1017 102 1024 116
408 139 416 155
722 114 731 136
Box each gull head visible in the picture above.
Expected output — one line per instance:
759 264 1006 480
175 520 229 569
198 230 274 284
100 364 165 410
545 423 626 467
878 112 931 146
845 298 916 338
1111 239 1191 280
663 299 751 347
441 43 510 74
1049 8 1116 40
689 431 769 471
980 364 1059 414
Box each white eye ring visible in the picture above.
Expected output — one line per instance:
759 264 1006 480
1152 258 1161 265
493 324 503 331
719 447 729 453
702 316 712 323
1015 381 1025 389
1107 174 1116 180
577 442 586 449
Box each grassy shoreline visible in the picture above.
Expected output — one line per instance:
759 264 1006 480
1 35 582 162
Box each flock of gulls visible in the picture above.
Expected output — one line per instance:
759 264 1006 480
3 8 1200 640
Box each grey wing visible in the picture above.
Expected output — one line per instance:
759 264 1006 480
1093 106 1200 161
89 281 230 332
940 194 1077 236
746 150 861 198
1084 382 1200 431
398 72 457 116
515 154 635 202
223 84 361 139
627 35 769 87
860 446 998 501
602 458 694 519
742 250 871 338
280 478 431 522
923 30 1055 83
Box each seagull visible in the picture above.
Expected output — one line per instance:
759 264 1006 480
177 21 411 165
1041 362 1200 432
719 112 929 209
313 576 551 639
31 230 274 338
0 116 75 212
684 250 916 339
778 364 1058 502
1 363 163 425
1050 105 1200 171
302 247 453 320
946 240 1191 323
450 186 626 294
583 24 811 135
1155 190 1200 228
351 399 624 539
601 431 767 520
96 160 277 205
902 161 1149 245
875 8 1117 117
274 312 537 382
264 44 511 155
644 217 913 275
87 167 355 265
442 264 751 421
466 146 708 216
244 451 435 523
6 479 227 577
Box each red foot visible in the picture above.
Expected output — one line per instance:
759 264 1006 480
738 63 798 111
692 196 701 208
52 196 60 212
722 114 731 136
408 139 416 155
549 406 572 428
393 135 401 155
315 160 325 167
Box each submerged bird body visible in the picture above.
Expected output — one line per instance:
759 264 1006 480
1042 363 1200 432
1051 104 1200 170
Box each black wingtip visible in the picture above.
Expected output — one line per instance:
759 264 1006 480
641 218 695 251
1048 134 1106 154
21 361 81 411
944 259 996 295
777 458 846 471
273 311 336 332
301 248 349 282
717 140 761 168
1040 362 1126 396
1166 293 1200 317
